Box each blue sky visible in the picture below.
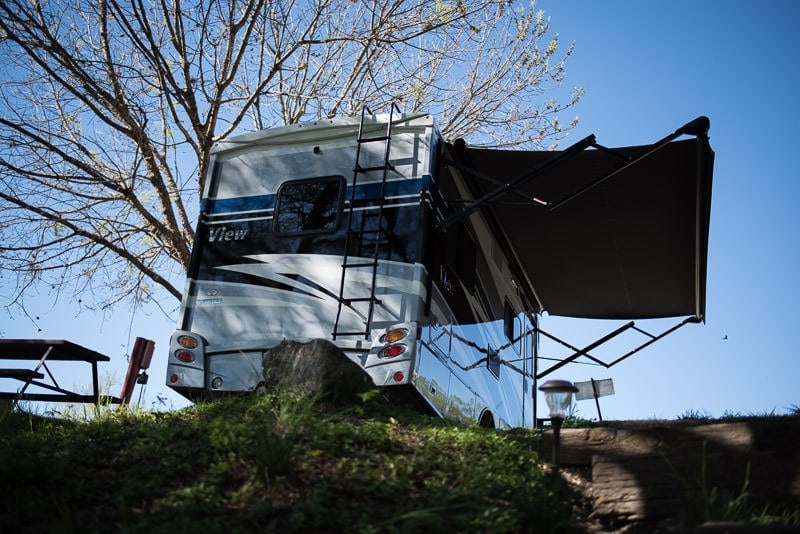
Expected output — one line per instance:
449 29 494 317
535 0 800 419
2 0 798 420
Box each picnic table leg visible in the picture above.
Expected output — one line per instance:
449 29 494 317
91 360 100 404
12 346 53 411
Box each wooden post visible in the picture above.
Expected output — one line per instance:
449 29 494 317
118 337 155 407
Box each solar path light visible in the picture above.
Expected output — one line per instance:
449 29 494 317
538 379 578 467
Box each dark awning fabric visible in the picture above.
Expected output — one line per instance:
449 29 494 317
444 124 714 320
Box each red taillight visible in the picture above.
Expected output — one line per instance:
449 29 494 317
169 373 179 384
175 350 195 363
379 344 406 359
393 372 405 383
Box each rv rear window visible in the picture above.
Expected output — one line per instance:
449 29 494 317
274 176 345 235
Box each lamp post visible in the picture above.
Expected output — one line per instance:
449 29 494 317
538 379 578 467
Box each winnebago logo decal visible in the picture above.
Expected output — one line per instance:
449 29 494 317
208 226 248 242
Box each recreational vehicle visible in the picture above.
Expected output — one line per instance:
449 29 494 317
166 108 714 429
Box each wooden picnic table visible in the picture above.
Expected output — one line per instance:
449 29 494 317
0 339 121 404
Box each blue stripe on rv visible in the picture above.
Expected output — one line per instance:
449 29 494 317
202 177 428 215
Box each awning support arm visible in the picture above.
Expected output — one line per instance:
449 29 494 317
536 321 635 379
437 116 710 228
535 325 616 368
440 157 537 205
437 133 597 229
546 116 711 211
535 315 701 380
606 316 701 368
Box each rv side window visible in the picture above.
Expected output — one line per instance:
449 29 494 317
274 176 345 235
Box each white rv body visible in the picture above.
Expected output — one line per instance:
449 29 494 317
167 112 536 428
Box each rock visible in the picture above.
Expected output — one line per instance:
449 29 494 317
261 339 374 403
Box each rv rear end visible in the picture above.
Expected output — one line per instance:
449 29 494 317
166 113 437 401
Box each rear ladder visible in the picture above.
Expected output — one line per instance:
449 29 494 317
332 105 401 340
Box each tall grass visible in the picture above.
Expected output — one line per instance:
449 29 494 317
672 440 800 527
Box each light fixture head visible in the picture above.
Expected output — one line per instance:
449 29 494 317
538 379 578 419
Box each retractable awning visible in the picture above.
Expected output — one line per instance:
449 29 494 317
443 117 714 320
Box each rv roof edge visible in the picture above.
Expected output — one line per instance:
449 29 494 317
211 113 434 155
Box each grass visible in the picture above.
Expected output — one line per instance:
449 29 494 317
677 440 800 528
0 391 581 533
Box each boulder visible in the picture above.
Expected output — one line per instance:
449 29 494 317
261 339 374 403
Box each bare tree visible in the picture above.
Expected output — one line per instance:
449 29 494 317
0 0 581 319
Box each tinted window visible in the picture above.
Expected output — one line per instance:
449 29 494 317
274 176 344 235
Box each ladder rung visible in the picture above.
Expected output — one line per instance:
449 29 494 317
357 135 390 143
333 331 371 337
342 261 378 268
355 164 393 173
341 297 382 304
